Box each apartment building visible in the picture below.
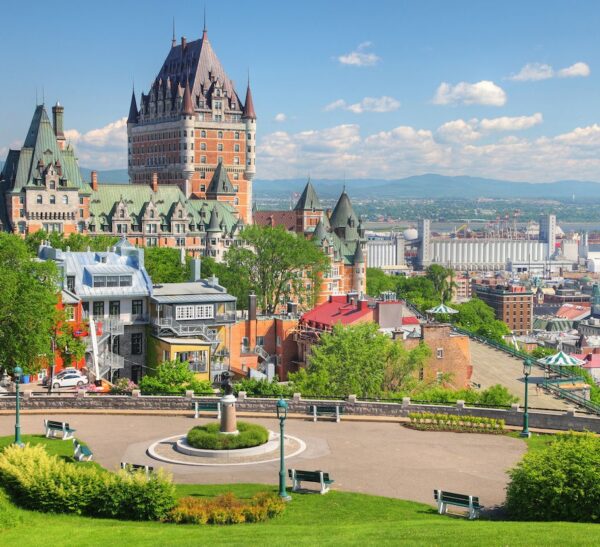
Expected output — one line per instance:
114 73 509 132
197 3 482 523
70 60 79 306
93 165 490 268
472 283 534 335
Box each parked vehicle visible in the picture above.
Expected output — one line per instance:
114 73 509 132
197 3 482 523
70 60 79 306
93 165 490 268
42 368 82 386
52 374 89 390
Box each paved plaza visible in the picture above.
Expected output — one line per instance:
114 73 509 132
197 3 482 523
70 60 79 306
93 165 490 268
0 413 525 507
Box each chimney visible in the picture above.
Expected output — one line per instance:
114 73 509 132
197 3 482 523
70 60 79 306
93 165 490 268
248 293 257 321
52 102 65 138
358 299 368 311
184 178 191 198
209 274 219 287
91 170 98 191
181 36 187 49
190 258 202 282
287 301 298 315
151 172 158 192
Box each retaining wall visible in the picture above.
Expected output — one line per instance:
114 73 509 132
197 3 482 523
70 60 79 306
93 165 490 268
1 391 600 433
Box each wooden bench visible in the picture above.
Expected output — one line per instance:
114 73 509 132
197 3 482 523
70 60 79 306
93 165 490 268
193 401 222 419
308 404 344 423
434 489 481 519
73 439 93 462
44 419 76 440
120 462 154 476
288 469 334 494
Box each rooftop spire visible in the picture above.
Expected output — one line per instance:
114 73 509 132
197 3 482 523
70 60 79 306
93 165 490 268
172 16 176 47
202 5 207 39
242 76 256 120
182 80 194 115
127 87 139 124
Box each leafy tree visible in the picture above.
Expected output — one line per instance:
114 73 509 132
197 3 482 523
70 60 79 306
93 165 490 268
530 346 555 359
395 275 439 311
54 311 87 368
452 298 510 342
223 225 329 314
290 322 431 398
506 432 600 522
200 256 253 310
144 247 190 284
366 268 397 297
139 359 213 394
425 264 455 303
24 230 119 256
0 234 60 374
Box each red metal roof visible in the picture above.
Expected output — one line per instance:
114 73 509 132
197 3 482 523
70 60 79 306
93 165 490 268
402 316 420 325
301 295 372 328
253 210 297 231
555 303 591 321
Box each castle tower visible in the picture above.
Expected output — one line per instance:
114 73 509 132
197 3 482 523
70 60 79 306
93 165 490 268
353 242 366 295
128 25 256 223
293 179 322 233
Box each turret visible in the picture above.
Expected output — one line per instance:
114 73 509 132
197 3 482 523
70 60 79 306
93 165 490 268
243 82 256 181
181 81 195 182
353 243 366 295
52 102 66 150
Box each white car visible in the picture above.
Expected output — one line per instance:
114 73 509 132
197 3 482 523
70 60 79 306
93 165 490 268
52 373 89 390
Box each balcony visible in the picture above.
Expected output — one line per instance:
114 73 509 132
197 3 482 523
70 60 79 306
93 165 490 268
152 317 219 346
213 312 237 323
97 352 125 379
128 313 149 325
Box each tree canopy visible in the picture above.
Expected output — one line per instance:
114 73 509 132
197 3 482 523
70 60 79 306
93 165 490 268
453 298 510 342
144 247 191 284
223 225 329 314
0 234 60 374
25 231 119 256
289 322 431 398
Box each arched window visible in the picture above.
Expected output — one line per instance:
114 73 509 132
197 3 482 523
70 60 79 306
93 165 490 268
50 195 56 205
150 210 155 219
62 195 68 205
37 195 43 204
201 130 206 138
218 131 223 139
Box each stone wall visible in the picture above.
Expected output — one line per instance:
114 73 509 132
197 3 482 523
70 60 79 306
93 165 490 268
1 392 599 433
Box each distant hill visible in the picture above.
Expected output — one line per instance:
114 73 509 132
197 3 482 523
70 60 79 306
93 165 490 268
253 174 600 200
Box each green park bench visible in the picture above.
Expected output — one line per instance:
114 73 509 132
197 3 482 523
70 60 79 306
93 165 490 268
288 469 334 494
434 489 481 519
44 419 76 440
308 404 344 423
72 439 93 462
193 400 222 419
120 462 154 476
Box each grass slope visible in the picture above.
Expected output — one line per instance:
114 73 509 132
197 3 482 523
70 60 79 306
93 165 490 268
0 435 599 546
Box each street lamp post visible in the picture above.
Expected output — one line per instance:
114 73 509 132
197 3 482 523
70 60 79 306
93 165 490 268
276 398 292 502
520 359 532 438
13 366 23 446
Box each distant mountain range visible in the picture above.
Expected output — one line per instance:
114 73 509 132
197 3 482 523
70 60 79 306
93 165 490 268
253 174 600 200
1 160 599 200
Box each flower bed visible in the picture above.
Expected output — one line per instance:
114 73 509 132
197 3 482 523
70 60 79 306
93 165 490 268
187 422 269 450
406 412 505 433
168 492 285 524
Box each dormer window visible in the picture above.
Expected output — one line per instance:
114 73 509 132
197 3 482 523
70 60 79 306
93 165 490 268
150 210 155 219
49 181 56 189
120 210 125 218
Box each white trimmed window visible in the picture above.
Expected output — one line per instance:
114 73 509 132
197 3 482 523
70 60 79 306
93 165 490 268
175 304 214 321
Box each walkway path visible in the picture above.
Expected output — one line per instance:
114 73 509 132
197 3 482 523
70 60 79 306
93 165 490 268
0 413 525 507
470 340 571 411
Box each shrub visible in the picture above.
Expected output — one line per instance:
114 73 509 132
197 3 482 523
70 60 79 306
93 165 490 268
407 412 505 433
110 378 138 394
506 432 600 522
233 378 295 398
140 359 214 395
168 492 285 525
0 444 176 521
187 422 270 450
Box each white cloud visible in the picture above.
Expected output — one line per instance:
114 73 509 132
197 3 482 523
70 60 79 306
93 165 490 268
433 80 507 106
258 116 600 182
558 62 591 78
274 113 287 122
436 113 542 144
510 61 590 81
337 42 381 67
65 117 127 169
324 96 400 113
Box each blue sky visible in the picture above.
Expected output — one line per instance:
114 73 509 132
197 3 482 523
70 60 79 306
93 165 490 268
1 0 599 181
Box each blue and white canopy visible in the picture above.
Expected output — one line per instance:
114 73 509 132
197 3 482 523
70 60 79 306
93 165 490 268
426 303 458 315
539 351 585 367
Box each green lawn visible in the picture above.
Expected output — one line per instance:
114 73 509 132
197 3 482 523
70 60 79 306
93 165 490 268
0 435 599 546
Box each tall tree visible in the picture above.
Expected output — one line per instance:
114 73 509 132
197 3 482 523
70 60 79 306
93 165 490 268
425 264 455 302
366 267 397 297
224 225 329 314
290 322 431 398
144 247 190 284
0 234 60 374
452 297 510 342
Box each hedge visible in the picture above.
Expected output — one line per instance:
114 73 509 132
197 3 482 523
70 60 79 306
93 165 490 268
407 412 505 433
187 422 270 450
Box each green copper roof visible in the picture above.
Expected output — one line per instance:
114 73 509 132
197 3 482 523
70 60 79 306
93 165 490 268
3 105 86 193
329 191 360 242
89 183 238 234
207 162 235 195
294 179 321 211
